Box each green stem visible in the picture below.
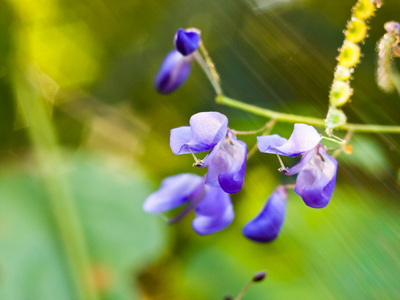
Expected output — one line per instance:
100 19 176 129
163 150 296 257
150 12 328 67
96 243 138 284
15 68 98 300
216 95 400 134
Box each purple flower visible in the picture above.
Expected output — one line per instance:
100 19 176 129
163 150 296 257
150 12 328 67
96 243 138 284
143 173 234 234
242 186 287 243
174 28 201 56
257 123 338 208
170 112 247 193
154 50 193 94
155 28 201 94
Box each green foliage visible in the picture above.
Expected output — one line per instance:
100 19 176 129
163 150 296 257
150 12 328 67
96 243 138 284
0 157 166 300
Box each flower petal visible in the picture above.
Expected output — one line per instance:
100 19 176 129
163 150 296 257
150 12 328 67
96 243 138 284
205 134 247 193
242 186 287 243
294 147 338 208
257 134 287 153
282 146 318 176
258 124 321 157
143 173 204 214
170 112 228 156
192 186 234 235
154 50 192 94
174 28 201 56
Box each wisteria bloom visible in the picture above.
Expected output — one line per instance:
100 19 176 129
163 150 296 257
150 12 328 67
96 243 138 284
242 186 287 243
257 123 338 208
154 28 201 94
170 112 247 193
143 173 234 234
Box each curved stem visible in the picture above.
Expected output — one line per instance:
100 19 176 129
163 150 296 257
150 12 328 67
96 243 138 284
216 95 400 134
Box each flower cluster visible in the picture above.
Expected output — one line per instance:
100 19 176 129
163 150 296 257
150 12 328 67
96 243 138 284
144 111 246 234
145 28 339 242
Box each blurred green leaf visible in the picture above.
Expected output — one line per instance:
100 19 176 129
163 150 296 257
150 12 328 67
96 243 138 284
0 156 166 300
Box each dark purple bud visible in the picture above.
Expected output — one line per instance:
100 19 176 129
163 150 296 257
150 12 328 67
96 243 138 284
223 296 233 300
242 186 287 243
252 271 267 282
174 28 201 56
154 50 192 94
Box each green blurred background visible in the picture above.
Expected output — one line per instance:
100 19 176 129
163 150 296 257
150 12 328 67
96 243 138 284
0 0 400 299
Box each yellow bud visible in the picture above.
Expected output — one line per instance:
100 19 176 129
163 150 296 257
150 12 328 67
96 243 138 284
329 80 352 106
338 41 361 68
345 18 367 43
353 0 375 20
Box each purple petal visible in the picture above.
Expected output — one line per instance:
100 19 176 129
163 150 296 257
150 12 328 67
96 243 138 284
174 28 201 56
258 124 322 157
257 134 287 153
154 50 192 94
170 126 193 155
282 146 318 176
205 134 247 193
192 186 234 235
170 112 228 156
294 147 338 208
242 186 287 243
143 173 204 214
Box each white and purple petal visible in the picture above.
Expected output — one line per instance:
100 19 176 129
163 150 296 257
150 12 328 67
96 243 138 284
258 124 322 157
294 147 338 208
143 173 204 214
205 134 247 193
154 50 193 94
170 112 228 156
174 28 201 56
192 186 234 235
242 186 287 243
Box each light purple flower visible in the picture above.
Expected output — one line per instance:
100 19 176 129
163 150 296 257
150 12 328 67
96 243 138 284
174 28 201 56
242 186 287 243
143 173 234 234
170 112 247 193
288 144 338 208
257 123 338 208
154 50 193 94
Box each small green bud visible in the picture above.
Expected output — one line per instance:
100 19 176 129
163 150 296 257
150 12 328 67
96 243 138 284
329 80 352 106
325 106 347 129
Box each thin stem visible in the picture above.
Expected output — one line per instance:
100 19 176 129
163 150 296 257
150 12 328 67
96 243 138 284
194 42 223 95
234 281 253 300
216 95 400 134
246 119 277 160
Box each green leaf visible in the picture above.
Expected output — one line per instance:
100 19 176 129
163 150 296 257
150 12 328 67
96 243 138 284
0 156 166 300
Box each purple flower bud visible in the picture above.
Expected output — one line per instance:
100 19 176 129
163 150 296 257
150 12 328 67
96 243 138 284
154 49 193 94
242 186 287 243
174 28 201 56
252 271 267 282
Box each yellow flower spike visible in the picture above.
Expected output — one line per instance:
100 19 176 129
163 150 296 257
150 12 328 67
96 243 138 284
345 18 368 43
353 0 375 20
338 41 361 68
329 80 352 106
334 66 352 81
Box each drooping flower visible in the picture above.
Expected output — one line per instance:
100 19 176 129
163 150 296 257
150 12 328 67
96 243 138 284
170 112 247 193
242 186 287 243
154 28 201 94
257 123 338 208
154 50 193 94
143 173 234 234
